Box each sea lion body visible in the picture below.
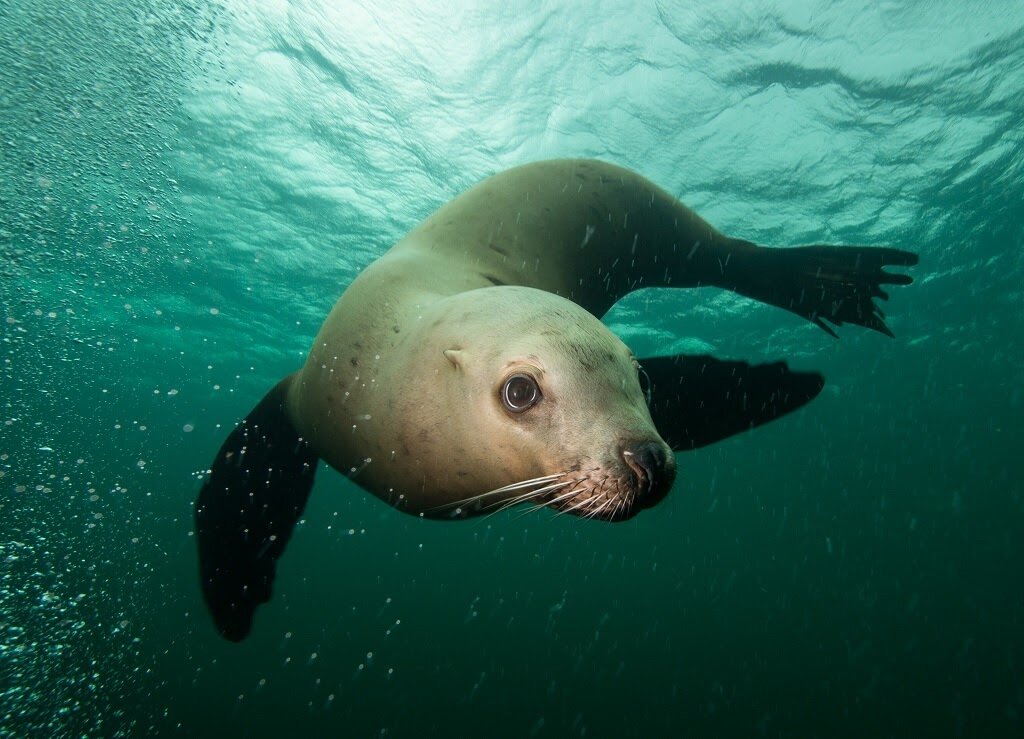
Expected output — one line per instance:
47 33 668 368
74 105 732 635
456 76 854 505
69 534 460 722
290 160 703 516
196 159 918 640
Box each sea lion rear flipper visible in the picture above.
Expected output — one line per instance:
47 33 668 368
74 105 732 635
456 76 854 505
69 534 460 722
194 374 318 642
731 243 919 337
640 354 825 451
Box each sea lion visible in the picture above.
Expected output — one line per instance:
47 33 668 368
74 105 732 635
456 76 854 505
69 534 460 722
195 159 917 641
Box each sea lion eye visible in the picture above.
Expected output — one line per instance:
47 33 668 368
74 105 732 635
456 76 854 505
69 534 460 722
501 374 541 413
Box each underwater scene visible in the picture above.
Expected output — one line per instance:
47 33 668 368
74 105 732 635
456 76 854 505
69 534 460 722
2 0 1022 736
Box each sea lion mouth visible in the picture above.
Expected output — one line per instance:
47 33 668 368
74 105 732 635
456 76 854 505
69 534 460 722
423 452 674 522
547 445 676 521
551 490 641 522
539 471 644 523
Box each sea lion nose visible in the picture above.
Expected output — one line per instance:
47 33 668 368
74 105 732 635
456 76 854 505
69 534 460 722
622 441 676 506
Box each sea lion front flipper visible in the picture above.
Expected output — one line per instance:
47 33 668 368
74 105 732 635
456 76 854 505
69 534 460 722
194 375 318 642
731 243 919 337
640 354 825 452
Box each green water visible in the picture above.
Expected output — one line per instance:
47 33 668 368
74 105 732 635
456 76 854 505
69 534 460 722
2 1 1022 736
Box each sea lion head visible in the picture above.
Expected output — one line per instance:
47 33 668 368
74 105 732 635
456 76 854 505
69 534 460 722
389 286 676 521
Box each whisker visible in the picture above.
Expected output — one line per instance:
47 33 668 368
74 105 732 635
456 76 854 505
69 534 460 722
490 472 567 493
586 496 617 521
427 472 568 512
514 482 584 520
476 480 574 523
538 486 583 511
454 473 567 502
554 494 595 518
495 481 572 510
474 487 564 521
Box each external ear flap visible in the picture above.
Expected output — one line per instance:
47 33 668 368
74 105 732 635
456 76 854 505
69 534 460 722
443 349 463 368
639 353 825 451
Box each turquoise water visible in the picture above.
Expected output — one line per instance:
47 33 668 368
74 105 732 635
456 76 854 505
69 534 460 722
2 0 1022 736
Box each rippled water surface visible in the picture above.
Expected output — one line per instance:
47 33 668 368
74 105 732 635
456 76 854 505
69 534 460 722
2 1 1022 736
